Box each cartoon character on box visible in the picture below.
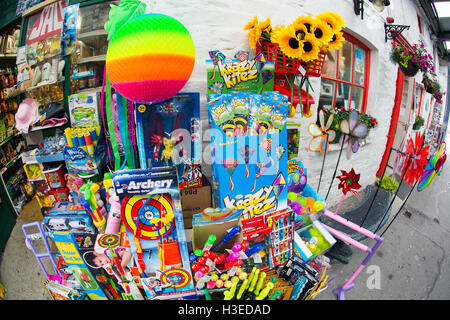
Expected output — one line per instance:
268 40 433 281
82 233 151 300
135 93 202 189
112 166 196 299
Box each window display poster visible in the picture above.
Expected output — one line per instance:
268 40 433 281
60 3 79 57
354 46 365 81
25 0 67 65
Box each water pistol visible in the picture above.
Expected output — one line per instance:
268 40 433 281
211 225 241 253
80 185 106 233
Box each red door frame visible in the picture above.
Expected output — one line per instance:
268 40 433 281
376 67 405 178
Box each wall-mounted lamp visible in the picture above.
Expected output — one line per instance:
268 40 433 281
353 0 364 19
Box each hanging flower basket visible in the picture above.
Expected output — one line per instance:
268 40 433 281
257 41 326 77
399 62 419 77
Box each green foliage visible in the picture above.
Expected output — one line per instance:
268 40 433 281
413 116 424 130
377 175 399 193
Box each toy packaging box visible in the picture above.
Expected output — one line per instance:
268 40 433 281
206 50 274 97
293 220 336 262
286 160 336 261
64 128 106 177
208 111 288 219
287 159 326 227
50 231 110 300
135 92 202 189
192 208 243 254
44 202 96 234
82 233 154 300
68 92 100 127
112 166 196 299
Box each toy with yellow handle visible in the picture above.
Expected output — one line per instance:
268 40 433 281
236 278 249 300
223 276 239 300
254 271 266 296
89 183 106 217
255 282 274 300
80 184 106 233
248 268 260 293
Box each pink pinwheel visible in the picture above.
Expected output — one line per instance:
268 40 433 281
308 110 336 155
339 110 368 159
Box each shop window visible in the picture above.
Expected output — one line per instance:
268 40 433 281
319 33 370 113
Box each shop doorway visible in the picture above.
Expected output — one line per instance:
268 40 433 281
377 68 415 177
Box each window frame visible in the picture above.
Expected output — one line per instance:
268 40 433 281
320 32 371 113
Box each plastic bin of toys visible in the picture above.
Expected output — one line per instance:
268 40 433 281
42 163 66 189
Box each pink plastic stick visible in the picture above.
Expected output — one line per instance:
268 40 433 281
323 209 378 239
342 265 365 289
334 194 345 214
322 224 371 253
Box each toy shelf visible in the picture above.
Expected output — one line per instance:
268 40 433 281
27 120 68 133
77 55 106 64
0 53 17 60
0 132 19 148
0 153 22 175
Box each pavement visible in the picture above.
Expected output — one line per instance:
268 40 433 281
1 136 449 300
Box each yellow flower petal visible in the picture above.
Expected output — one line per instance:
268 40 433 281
293 15 316 33
258 17 271 31
244 16 258 31
311 18 334 46
299 33 321 62
327 30 345 51
272 25 304 59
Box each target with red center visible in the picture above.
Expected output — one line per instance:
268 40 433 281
97 234 121 249
121 194 175 240
159 268 191 289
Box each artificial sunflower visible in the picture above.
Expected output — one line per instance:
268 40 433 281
316 12 345 32
258 17 271 32
248 25 262 49
291 20 308 41
311 18 333 46
272 25 304 59
327 30 345 51
293 15 316 33
299 32 321 62
244 16 258 31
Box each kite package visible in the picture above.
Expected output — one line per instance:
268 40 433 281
208 91 289 220
208 91 290 137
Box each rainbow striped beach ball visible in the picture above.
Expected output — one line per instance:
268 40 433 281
106 14 195 103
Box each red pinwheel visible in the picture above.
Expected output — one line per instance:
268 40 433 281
336 168 362 195
402 132 430 186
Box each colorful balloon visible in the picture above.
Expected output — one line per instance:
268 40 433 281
106 14 195 103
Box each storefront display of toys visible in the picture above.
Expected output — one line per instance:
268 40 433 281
208 90 289 218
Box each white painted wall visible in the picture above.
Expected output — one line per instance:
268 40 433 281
142 0 448 206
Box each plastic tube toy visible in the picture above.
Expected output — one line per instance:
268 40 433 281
211 225 241 253
202 234 216 251
255 282 274 300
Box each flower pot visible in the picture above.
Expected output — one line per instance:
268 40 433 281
399 62 419 77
